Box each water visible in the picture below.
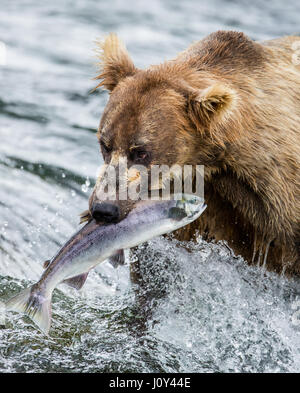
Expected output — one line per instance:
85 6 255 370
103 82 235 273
0 0 300 373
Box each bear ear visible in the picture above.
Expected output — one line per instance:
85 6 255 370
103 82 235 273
187 83 238 139
94 33 137 92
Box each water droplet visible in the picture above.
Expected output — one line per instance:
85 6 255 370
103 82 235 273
62 172 66 178
186 341 192 348
81 184 88 193
55 194 63 204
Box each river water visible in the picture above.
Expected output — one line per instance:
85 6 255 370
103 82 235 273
0 0 299 372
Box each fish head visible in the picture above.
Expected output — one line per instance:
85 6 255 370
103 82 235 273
168 194 206 225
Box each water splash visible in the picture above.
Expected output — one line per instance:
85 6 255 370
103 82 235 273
1 0 300 373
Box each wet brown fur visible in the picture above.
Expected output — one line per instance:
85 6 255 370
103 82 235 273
90 31 300 276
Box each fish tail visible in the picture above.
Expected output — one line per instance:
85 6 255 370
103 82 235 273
6 284 52 335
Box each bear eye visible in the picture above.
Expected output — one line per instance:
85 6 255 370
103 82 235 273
136 151 148 160
131 148 151 164
100 140 112 154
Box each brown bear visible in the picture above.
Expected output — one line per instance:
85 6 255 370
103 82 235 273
86 31 300 276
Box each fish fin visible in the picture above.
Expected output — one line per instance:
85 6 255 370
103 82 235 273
63 272 89 290
6 285 52 335
43 260 51 269
108 250 125 268
79 210 92 224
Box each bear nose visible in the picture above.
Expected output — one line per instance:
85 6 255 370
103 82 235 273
91 202 120 223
